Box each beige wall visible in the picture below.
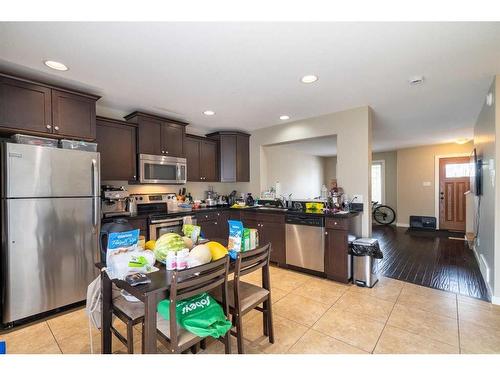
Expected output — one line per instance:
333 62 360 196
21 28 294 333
264 145 324 199
103 181 246 201
245 106 373 236
323 156 337 188
473 78 496 297
373 151 398 216
396 141 473 227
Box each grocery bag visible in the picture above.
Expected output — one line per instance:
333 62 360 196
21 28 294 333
157 293 231 338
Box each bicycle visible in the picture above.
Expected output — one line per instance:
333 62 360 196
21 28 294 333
372 201 396 225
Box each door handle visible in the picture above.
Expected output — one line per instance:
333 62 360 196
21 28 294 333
92 197 99 230
91 159 99 196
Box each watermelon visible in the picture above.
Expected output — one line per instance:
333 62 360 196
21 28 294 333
154 233 186 263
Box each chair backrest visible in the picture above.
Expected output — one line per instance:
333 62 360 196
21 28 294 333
170 256 230 302
234 243 271 279
232 243 272 311
166 256 230 350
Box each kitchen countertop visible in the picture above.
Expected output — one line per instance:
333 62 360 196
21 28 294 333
102 206 360 222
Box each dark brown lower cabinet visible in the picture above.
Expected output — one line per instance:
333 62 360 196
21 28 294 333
196 211 226 240
127 217 148 238
324 228 349 283
242 212 286 265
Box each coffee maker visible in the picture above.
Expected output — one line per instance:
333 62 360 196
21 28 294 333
101 185 131 217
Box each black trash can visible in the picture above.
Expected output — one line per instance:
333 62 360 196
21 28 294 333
350 238 383 288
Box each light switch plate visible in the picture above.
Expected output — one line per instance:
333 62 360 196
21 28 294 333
422 181 431 187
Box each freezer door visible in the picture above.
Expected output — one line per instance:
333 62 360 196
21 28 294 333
4 143 100 198
2 197 99 324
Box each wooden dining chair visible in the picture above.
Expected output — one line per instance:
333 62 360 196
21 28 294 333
212 243 274 354
111 295 144 354
156 256 232 354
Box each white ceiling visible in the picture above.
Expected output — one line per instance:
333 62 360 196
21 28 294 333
1 22 499 152
265 135 338 157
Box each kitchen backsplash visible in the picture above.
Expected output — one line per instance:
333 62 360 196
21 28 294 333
103 180 250 200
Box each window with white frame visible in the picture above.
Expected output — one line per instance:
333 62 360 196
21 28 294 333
372 161 385 204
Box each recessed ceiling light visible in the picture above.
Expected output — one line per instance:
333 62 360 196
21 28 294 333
44 60 68 71
409 75 424 86
279 115 290 120
455 138 471 145
203 110 215 116
301 75 318 84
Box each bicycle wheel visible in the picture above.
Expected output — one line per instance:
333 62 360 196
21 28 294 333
373 205 396 225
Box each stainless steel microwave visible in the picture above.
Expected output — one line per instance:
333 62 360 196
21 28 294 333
139 154 187 184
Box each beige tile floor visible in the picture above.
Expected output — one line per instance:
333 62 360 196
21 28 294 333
2 265 500 354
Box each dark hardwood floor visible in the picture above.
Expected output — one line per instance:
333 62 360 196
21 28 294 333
372 225 490 301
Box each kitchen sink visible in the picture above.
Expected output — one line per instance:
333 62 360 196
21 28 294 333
255 206 288 211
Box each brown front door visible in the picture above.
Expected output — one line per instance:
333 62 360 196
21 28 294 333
439 156 470 232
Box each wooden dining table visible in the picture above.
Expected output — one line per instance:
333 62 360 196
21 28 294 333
99 238 232 354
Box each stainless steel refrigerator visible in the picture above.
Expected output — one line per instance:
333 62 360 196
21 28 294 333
1 142 100 325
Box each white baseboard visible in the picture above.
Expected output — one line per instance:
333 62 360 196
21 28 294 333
396 222 409 228
492 295 500 305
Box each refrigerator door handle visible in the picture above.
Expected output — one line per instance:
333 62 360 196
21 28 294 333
93 197 99 229
91 159 99 196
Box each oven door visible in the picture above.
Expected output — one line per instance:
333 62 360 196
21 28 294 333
139 154 186 184
149 216 196 240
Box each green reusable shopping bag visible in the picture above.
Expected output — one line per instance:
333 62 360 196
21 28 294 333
157 293 232 338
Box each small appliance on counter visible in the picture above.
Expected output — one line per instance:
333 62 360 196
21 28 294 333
245 193 255 206
101 185 131 218
100 218 133 263
205 186 218 206
205 198 218 207
227 190 238 206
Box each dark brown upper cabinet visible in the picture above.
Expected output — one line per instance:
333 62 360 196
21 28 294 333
185 134 218 182
96 117 137 181
125 111 187 158
51 89 96 140
206 131 250 182
0 76 52 134
0 74 99 141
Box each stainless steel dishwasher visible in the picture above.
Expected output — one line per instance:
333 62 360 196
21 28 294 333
285 213 325 272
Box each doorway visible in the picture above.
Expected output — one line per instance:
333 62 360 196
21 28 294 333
438 156 470 232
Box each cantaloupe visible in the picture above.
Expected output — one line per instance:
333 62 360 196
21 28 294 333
206 241 228 261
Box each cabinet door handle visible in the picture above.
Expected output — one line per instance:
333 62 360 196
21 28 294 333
165 150 169 154
54 126 59 131
133 175 136 179
161 150 165 154
214 222 218 225
325 231 328 236
46 124 52 129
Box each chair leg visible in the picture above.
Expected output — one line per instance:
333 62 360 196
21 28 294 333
190 342 200 354
235 312 245 354
262 302 269 337
126 321 134 354
200 339 207 350
266 297 275 344
223 332 231 354
141 322 145 354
